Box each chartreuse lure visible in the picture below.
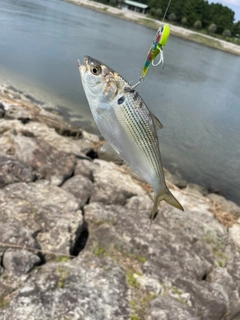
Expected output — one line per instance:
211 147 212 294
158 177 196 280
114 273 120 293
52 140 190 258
132 24 170 89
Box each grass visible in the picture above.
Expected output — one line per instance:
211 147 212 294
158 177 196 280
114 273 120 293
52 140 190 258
188 33 223 49
56 266 69 289
127 272 138 288
0 297 9 309
137 18 159 30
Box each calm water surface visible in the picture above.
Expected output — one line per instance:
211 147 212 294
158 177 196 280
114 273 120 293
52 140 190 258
0 0 240 203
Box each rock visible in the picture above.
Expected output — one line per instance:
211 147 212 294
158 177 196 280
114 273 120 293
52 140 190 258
1 86 240 320
207 193 240 218
125 194 153 211
84 189 239 319
4 104 33 122
0 102 5 118
134 274 162 294
97 141 123 164
0 154 35 187
90 159 145 205
2 249 41 275
21 121 86 157
148 296 199 320
164 170 188 189
0 119 85 158
0 120 77 185
62 175 93 208
0 183 83 259
0 222 39 250
0 222 40 274
207 267 240 319
184 183 208 197
0 253 130 320
15 136 76 185
174 277 229 320
229 224 240 248
74 159 94 180
80 129 102 156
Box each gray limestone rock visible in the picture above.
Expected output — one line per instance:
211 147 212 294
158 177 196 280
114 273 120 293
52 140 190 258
74 159 94 180
14 135 76 185
0 102 5 118
0 154 35 187
4 104 33 122
90 159 145 205
148 296 200 320
62 175 93 208
164 170 188 189
0 253 130 320
0 91 240 320
84 190 239 319
0 122 77 185
2 249 41 275
184 183 208 197
0 183 83 259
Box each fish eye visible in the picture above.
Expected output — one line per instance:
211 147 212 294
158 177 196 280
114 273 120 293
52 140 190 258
90 65 101 76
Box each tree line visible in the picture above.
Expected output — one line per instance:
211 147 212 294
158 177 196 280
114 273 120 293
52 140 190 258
138 0 240 37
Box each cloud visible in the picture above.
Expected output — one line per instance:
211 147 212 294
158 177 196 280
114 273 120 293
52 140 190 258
222 0 240 6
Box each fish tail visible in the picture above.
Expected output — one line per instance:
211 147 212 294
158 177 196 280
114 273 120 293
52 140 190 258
150 189 184 224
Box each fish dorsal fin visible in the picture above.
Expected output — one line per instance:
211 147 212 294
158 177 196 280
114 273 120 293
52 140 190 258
151 113 163 130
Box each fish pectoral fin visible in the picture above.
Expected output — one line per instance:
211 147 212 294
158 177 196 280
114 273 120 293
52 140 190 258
149 189 184 224
151 113 163 130
96 98 112 124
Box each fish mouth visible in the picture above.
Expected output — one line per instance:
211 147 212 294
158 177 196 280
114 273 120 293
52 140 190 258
77 58 87 78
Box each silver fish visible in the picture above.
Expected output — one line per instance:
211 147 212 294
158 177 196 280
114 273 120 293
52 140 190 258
78 56 183 221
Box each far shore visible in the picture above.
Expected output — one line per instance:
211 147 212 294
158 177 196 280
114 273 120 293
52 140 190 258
65 0 240 56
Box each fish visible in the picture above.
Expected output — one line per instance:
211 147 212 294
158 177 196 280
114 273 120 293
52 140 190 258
78 56 183 222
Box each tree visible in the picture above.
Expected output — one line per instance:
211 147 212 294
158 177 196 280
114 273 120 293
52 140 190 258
182 0 204 26
208 23 217 34
181 17 187 25
155 8 162 19
193 20 202 29
168 13 176 21
222 29 231 37
233 21 240 37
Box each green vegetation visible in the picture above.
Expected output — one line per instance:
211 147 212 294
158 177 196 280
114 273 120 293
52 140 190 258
188 33 223 49
0 296 9 309
57 256 70 262
137 18 159 29
127 272 138 287
204 230 228 266
57 266 69 289
93 0 240 45
93 246 107 257
147 0 240 44
130 314 141 320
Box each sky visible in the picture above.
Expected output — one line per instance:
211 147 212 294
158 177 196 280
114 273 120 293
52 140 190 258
210 0 240 21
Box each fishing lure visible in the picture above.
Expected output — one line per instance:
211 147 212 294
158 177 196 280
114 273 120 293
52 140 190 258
132 24 170 89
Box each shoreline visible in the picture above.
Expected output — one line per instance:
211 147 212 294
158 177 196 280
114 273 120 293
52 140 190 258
65 0 240 56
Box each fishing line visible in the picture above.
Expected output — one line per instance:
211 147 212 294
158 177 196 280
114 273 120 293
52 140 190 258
162 0 173 22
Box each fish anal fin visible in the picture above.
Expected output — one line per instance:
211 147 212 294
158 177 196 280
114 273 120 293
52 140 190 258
100 141 120 155
149 189 184 224
151 113 163 130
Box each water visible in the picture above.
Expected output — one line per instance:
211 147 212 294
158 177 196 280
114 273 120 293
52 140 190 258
0 0 240 204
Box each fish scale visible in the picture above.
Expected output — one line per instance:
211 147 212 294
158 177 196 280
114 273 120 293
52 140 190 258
79 56 183 223
120 93 162 185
